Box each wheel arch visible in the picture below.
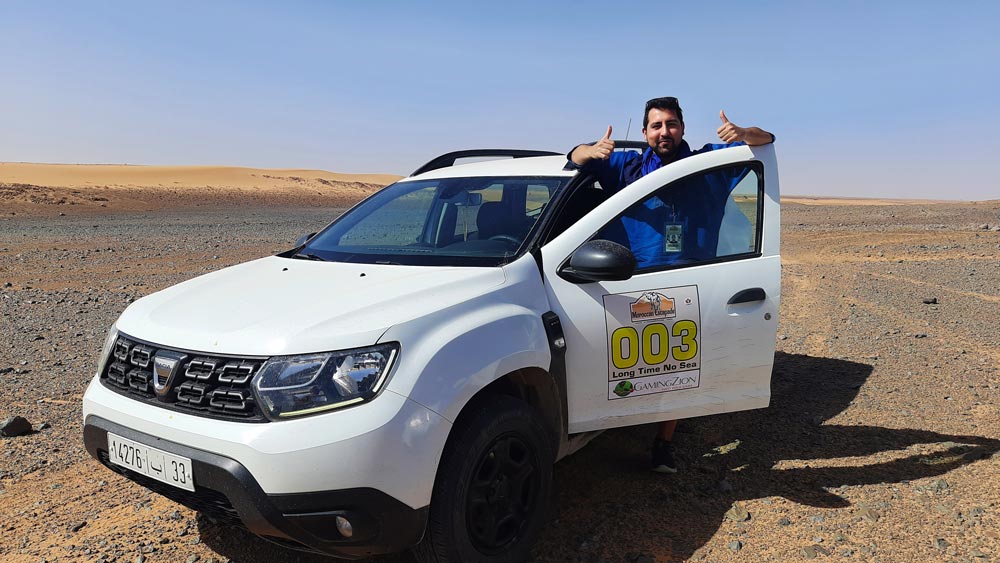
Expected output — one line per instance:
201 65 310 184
452 367 565 457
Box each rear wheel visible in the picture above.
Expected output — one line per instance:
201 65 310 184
413 395 553 563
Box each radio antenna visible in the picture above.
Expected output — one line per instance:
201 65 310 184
616 117 634 188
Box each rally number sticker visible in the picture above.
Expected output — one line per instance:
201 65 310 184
603 285 701 400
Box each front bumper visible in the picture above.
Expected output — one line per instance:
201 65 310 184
84 416 427 559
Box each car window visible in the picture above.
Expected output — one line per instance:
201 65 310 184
526 182 552 214
339 186 437 247
717 171 759 256
544 180 607 242
594 162 762 272
300 176 570 267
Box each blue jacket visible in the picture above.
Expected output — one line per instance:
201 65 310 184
574 140 747 269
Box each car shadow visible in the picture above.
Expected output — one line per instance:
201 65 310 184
194 352 999 562
535 351 1000 561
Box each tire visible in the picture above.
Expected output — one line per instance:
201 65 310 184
412 395 554 563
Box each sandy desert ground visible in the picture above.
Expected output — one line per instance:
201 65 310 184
1 164 999 563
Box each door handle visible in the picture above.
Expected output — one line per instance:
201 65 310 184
728 287 766 305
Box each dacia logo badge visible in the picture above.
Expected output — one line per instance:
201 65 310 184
152 350 187 397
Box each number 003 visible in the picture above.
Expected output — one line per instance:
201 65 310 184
611 320 698 369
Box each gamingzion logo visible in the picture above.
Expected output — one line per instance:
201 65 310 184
629 292 676 323
613 380 634 397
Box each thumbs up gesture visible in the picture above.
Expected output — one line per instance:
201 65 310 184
716 110 748 143
586 125 615 160
569 125 617 166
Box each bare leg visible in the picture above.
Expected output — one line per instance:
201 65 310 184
657 419 677 441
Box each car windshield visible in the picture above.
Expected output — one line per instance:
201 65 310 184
297 175 571 266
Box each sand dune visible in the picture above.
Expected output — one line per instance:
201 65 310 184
781 195 961 206
0 162 400 190
1 162 402 216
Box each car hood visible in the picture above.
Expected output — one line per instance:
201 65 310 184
116 256 506 356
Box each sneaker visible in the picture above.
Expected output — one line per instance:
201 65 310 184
651 439 677 473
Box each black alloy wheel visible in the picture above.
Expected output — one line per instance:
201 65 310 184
466 433 539 554
413 395 553 563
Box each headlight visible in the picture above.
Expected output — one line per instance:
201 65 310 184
252 343 398 419
96 325 119 377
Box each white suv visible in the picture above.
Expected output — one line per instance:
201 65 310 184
83 142 781 561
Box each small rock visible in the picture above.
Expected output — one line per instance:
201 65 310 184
930 479 950 493
922 297 938 304
728 540 743 552
134 555 145 563
801 545 819 559
185 555 200 563
69 521 87 532
934 538 950 550
970 549 987 558
1 416 32 437
858 506 879 522
915 333 928 338
725 503 750 522
979 224 990 230
778 517 792 526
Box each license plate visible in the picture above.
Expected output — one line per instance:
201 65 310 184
107 433 195 492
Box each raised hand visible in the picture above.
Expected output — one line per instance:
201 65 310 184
569 125 618 166
587 125 615 160
716 110 747 144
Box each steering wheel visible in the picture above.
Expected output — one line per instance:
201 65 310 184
488 234 521 246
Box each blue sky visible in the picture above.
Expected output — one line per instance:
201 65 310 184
2 1 997 200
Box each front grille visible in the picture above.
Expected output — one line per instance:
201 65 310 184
100 335 269 422
97 450 244 527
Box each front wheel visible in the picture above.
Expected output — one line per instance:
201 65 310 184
413 396 553 563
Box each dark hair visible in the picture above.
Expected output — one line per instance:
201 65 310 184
643 97 683 128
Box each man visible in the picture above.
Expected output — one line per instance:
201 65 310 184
567 96 774 473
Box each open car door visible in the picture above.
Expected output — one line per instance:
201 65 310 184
541 144 780 433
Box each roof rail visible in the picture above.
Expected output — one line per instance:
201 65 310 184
613 140 649 151
410 149 561 176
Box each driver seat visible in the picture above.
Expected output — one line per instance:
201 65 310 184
476 202 511 240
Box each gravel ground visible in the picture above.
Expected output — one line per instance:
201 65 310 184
1 202 999 563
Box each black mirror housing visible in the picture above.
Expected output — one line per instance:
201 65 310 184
295 232 317 247
558 240 636 283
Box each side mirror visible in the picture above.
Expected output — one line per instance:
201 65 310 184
295 232 317 247
558 240 636 283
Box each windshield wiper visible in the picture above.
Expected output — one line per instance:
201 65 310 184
292 252 328 262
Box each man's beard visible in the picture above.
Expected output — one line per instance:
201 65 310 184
652 138 678 161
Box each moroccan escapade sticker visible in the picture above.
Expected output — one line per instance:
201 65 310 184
603 285 701 400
